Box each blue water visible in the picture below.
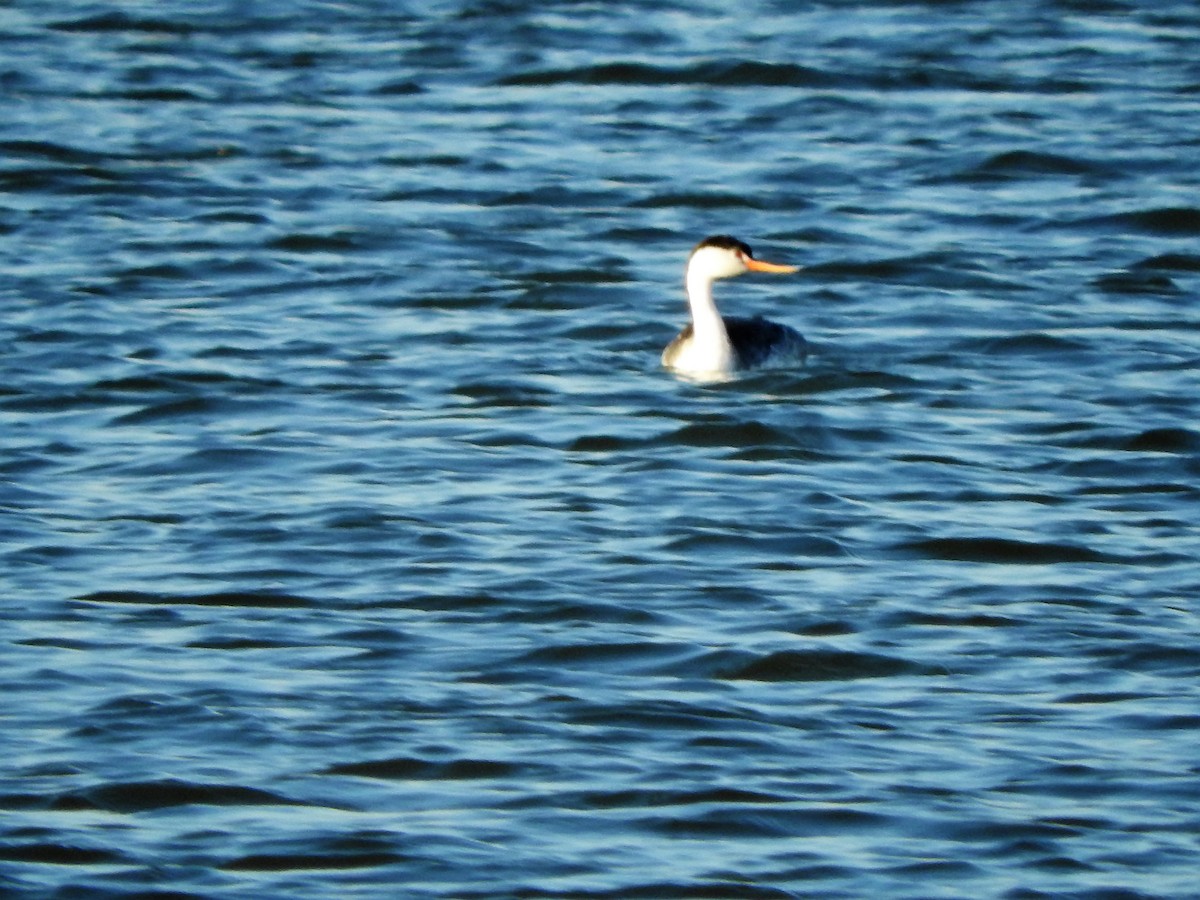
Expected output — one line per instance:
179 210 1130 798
3 1 1200 897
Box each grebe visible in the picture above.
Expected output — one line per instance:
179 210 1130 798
661 234 805 378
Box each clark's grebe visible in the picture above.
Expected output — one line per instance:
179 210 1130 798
662 235 805 377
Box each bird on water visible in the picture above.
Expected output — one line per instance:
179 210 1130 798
661 235 805 378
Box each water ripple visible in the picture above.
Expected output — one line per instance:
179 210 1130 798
3 1 1200 898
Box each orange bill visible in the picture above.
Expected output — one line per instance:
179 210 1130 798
744 257 800 274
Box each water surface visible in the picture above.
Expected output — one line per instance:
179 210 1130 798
3 1 1200 897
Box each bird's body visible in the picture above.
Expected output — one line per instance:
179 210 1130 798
664 315 807 371
662 235 805 378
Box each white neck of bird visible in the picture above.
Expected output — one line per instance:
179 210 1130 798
685 269 734 370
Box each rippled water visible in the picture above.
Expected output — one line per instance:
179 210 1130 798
4 1 1200 897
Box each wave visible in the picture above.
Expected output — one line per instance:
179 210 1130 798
896 536 1113 565
496 58 1090 94
77 589 315 608
52 779 303 814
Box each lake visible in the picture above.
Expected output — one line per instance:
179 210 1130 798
3 1 1199 897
